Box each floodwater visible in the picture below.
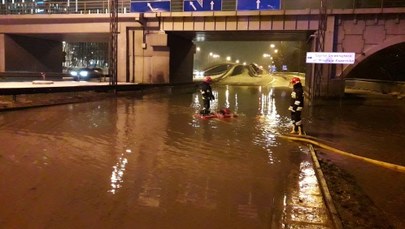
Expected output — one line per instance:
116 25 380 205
0 86 325 228
0 84 403 228
306 93 405 228
306 92 405 228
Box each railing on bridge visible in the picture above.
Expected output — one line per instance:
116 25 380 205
0 0 404 15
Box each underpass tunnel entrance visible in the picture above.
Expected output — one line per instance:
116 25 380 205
63 42 109 75
1 33 109 80
346 42 405 82
193 40 308 79
167 31 311 83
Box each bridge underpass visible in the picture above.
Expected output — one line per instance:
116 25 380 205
167 30 311 82
4 33 110 73
1 7 405 98
346 42 405 82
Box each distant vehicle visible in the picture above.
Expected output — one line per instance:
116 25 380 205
69 67 106 81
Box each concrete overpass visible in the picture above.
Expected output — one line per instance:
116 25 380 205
0 4 404 97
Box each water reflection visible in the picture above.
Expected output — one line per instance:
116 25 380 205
0 85 319 228
108 150 129 194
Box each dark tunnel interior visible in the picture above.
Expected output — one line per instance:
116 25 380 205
348 42 405 81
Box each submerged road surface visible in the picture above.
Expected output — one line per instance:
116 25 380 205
0 86 332 228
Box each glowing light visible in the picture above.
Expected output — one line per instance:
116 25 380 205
108 151 129 194
225 86 230 109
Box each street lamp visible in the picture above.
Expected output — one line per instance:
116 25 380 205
212 54 220 59
263 53 274 73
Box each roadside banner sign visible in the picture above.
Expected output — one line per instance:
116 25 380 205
184 0 222 11
306 52 355 64
131 0 171 13
237 0 280 11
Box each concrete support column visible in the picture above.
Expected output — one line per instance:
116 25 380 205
321 15 345 97
0 34 5 72
117 23 127 82
130 30 169 84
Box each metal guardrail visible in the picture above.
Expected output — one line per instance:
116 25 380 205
0 0 404 15
0 1 129 15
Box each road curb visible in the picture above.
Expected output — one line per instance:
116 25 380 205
308 143 343 229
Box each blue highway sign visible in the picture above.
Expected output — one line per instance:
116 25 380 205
131 0 171 13
237 0 280 11
183 0 222 11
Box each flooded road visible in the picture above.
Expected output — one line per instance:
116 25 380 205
1 84 403 228
307 92 405 228
0 86 328 228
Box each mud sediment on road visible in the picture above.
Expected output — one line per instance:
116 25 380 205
317 152 394 229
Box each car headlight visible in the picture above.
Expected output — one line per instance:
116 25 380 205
79 71 88 77
70 71 78 76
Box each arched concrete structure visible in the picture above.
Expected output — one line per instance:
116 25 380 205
341 35 405 78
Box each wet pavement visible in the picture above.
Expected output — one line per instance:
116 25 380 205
0 83 334 228
306 91 405 228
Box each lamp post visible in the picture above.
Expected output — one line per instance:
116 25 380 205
263 53 273 73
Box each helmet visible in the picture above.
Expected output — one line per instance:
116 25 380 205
203 76 212 83
290 77 301 84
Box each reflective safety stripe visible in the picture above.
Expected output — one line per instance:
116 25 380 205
294 100 301 106
296 120 302 125
291 92 296 99
297 106 303 111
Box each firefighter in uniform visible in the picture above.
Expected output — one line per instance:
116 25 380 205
288 77 304 135
200 76 215 115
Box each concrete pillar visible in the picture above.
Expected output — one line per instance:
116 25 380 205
117 23 127 82
146 32 169 84
321 15 345 98
126 28 170 84
0 34 5 72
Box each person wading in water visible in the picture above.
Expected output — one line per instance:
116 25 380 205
288 77 304 135
199 76 215 115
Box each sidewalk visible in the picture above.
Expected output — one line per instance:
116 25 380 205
279 142 341 228
0 80 137 111
0 80 136 89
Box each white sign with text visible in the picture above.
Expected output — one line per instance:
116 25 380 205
306 52 355 64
